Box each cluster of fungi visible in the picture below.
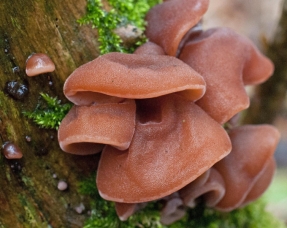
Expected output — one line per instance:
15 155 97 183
57 0 280 225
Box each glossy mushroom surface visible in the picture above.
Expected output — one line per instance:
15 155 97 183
2 142 23 159
26 53 55 76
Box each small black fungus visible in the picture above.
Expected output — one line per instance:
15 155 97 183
5 81 29 100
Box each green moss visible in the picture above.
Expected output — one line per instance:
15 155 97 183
23 93 72 130
78 0 161 54
79 173 286 228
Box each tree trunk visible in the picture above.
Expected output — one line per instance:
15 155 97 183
243 0 287 124
0 1 101 227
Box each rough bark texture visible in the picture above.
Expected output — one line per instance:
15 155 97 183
243 1 287 124
0 1 101 227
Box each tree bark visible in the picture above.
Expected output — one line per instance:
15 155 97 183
243 0 287 124
0 0 101 227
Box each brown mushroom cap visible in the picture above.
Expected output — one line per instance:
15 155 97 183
26 53 55 76
97 94 231 203
179 168 225 208
134 42 165 55
179 28 274 124
2 142 23 159
213 125 280 211
145 0 209 56
63 52 206 105
240 157 276 207
115 202 138 221
57 99 136 155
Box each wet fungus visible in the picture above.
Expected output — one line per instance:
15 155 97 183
25 53 55 76
57 0 279 224
5 81 28 100
2 142 23 159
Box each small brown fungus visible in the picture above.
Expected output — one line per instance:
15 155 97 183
160 193 186 225
179 168 226 208
25 53 55 76
57 180 68 191
2 142 23 159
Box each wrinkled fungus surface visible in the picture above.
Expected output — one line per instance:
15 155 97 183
58 0 279 224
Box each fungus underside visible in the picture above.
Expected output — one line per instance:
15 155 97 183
78 0 162 54
78 173 286 228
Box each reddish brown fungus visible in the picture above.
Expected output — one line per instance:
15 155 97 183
2 142 23 159
63 52 206 105
145 0 209 56
179 168 225 208
134 42 165 55
58 99 136 155
26 53 55 76
114 202 147 221
160 193 186 225
213 125 280 211
179 28 274 124
96 94 231 203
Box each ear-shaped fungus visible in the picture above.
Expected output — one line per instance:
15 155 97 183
134 42 165 55
63 52 206 105
145 0 209 56
115 202 147 221
240 157 276 207
213 125 280 211
160 193 186 225
179 168 225 208
97 94 231 203
179 28 274 124
58 99 136 155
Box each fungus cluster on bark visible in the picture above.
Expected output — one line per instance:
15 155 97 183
57 0 279 224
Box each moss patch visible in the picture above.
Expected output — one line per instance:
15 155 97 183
78 0 161 54
23 93 72 130
78 173 287 228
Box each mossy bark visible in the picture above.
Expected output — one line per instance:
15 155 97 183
0 0 102 227
243 0 287 124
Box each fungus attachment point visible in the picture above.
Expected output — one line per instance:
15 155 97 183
2 142 23 159
26 53 55 76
